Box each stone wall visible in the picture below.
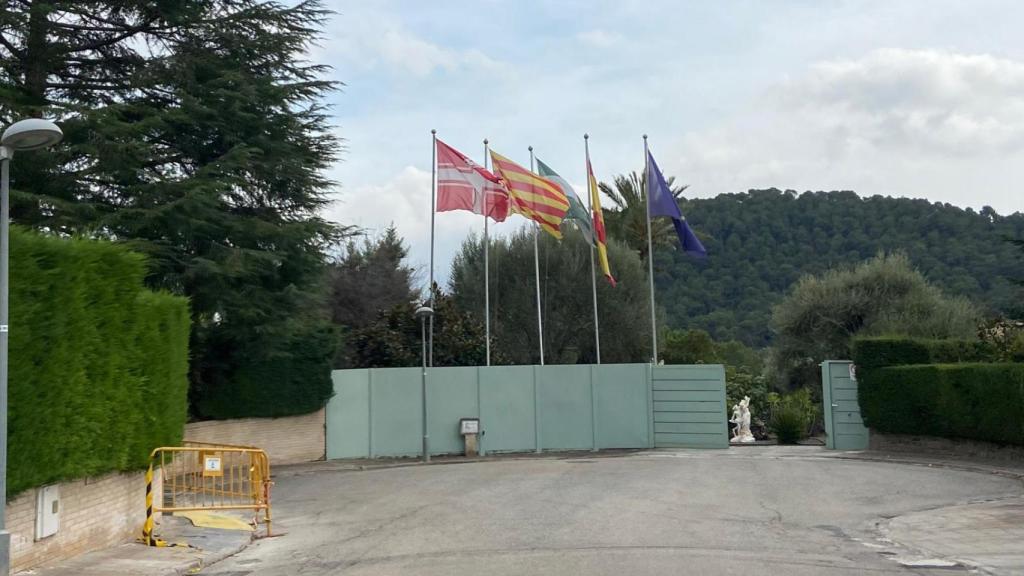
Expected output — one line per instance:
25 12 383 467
8 470 159 573
870 432 1024 462
185 408 325 465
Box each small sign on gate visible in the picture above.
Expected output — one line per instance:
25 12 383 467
201 451 223 477
459 418 480 435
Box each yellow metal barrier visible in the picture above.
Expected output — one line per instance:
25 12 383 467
142 443 272 546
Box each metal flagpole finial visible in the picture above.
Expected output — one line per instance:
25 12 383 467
483 138 488 145
528 145 533 152
643 134 648 140
431 129 436 135
584 133 589 140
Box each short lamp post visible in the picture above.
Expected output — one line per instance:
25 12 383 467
0 119 63 575
415 305 434 463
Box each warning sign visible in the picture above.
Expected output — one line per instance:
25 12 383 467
201 451 223 477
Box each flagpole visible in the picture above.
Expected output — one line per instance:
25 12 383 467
529 146 545 366
643 134 658 364
584 134 601 364
429 129 436 366
483 138 492 367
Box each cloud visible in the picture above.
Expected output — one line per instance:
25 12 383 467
666 49 1024 214
319 8 499 78
776 49 1024 156
324 166 526 288
325 166 434 242
576 29 623 48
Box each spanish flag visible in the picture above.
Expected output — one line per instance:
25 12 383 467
489 150 569 238
587 152 616 286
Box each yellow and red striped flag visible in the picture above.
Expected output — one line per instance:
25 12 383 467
587 152 616 286
489 150 569 238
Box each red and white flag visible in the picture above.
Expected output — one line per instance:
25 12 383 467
436 139 509 222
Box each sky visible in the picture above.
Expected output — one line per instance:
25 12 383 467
311 0 1024 283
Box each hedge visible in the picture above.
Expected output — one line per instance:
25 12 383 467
8 227 190 496
191 322 336 419
852 337 996 371
858 363 1024 446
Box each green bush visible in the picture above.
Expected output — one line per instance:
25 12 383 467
726 368 769 416
859 363 1024 446
191 321 337 419
770 405 806 444
852 337 996 371
8 228 189 495
767 388 816 443
978 319 1024 363
1011 332 1024 363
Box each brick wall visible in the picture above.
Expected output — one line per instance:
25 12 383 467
184 408 325 465
7 470 160 573
870 432 1024 462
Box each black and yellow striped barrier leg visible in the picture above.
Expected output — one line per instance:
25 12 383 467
141 462 173 547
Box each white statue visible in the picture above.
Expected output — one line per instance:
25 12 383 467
730 396 755 443
730 404 742 440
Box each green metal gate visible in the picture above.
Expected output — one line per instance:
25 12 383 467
651 365 729 448
821 360 869 450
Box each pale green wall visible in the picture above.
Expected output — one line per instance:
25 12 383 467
594 364 651 449
821 360 869 450
537 365 593 451
327 363 724 459
479 366 536 453
326 369 369 458
651 365 729 448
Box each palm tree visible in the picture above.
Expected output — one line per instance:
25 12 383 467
599 171 689 261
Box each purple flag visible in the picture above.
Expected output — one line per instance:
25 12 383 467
646 150 707 258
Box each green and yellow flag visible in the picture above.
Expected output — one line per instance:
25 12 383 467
535 158 593 244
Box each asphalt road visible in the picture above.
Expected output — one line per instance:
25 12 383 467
200 448 1023 576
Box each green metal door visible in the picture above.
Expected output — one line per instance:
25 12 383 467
821 360 869 450
651 365 729 448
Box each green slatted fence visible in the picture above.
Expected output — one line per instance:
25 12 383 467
651 365 729 448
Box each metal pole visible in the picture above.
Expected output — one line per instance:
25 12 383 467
0 148 10 574
420 316 429 463
529 147 545 366
429 130 436 367
584 134 601 364
483 139 491 366
643 135 658 364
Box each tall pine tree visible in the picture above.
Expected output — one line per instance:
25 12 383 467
1 1 348 418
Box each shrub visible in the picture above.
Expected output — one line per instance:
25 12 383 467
978 318 1024 363
771 406 806 444
859 363 1024 446
191 321 337 419
851 337 996 371
1012 332 1024 363
9 228 190 495
771 253 981 390
767 388 816 444
726 368 769 417
663 329 719 365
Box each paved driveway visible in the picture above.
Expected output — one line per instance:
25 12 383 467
200 448 1023 576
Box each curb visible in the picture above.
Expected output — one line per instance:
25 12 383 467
181 539 251 575
151 533 253 576
274 449 647 478
827 451 1024 483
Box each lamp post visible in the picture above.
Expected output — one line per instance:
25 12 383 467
0 119 63 575
415 305 434 463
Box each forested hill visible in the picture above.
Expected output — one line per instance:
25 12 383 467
656 189 1024 347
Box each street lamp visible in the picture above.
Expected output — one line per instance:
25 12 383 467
415 305 434 463
0 118 63 574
